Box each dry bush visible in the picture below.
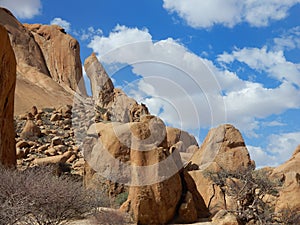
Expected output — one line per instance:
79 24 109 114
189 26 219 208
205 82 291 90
204 167 282 225
0 165 108 225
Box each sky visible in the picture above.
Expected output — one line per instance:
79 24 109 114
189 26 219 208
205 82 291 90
1 0 300 168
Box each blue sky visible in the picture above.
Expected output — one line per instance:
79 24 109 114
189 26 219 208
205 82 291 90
1 0 300 167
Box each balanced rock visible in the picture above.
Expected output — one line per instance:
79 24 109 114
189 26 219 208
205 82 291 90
84 53 114 105
0 24 17 166
83 53 149 123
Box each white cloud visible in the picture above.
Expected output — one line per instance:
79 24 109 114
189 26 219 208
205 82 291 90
162 0 300 28
248 132 300 167
218 46 300 86
274 26 300 51
0 0 41 19
50 18 71 33
87 25 300 137
73 27 103 41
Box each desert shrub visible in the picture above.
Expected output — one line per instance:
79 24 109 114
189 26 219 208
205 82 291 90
115 192 128 206
277 207 300 224
0 165 107 225
203 167 281 224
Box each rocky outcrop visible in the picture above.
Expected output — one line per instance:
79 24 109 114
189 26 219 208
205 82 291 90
0 8 86 115
272 146 300 212
190 124 255 172
0 25 17 167
84 53 149 123
186 124 255 215
24 24 87 96
83 116 209 224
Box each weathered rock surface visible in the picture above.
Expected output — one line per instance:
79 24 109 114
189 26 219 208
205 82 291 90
83 53 149 123
24 24 87 96
84 115 209 224
186 125 255 215
120 116 182 225
0 24 17 167
166 126 198 151
190 124 254 172
272 146 300 213
84 53 114 105
0 8 86 115
212 210 241 225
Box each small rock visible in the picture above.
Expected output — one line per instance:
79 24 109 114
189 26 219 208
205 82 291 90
51 137 63 146
16 140 30 149
16 148 25 159
35 113 42 120
50 113 61 122
32 151 72 166
45 148 57 156
212 210 241 225
31 106 38 116
66 154 76 163
37 144 49 153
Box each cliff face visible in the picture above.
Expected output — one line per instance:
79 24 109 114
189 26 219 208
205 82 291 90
0 25 17 167
0 7 86 115
24 24 87 96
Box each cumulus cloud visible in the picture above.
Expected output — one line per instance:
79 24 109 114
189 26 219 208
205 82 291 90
0 0 41 19
162 0 300 28
218 46 300 86
50 18 71 33
248 132 300 167
87 25 300 138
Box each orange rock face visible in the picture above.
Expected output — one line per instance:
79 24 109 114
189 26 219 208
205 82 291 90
24 23 87 96
0 8 86 115
190 124 255 172
0 25 17 167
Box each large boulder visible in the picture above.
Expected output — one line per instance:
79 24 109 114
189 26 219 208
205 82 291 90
190 124 255 172
120 116 182 225
0 24 16 167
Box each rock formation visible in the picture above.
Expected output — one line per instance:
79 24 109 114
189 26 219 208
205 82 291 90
190 124 255 172
84 53 114 105
0 8 86 115
0 24 17 167
83 115 209 224
83 53 149 123
186 124 255 214
24 24 87 96
272 146 300 212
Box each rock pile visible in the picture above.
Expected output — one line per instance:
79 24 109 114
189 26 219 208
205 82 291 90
15 104 92 175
